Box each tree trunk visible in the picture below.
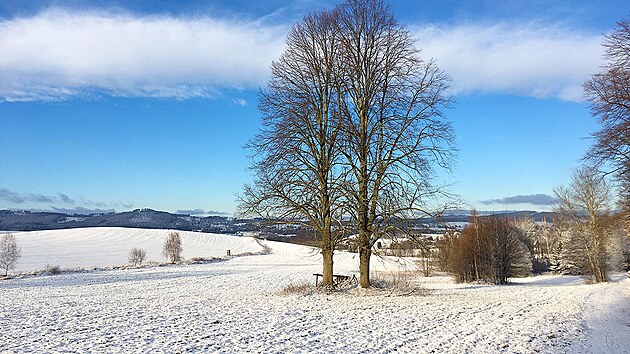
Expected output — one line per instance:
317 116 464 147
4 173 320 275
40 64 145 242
359 248 371 288
592 236 607 283
321 221 334 286
358 228 371 288
589 220 607 283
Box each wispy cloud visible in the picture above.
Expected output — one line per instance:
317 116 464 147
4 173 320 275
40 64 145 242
175 209 206 215
413 23 603 101
175 209 230 216
0 9 604 103
232 98 248 106
0 187 132 211
58 193 74 204
50 207 115 214
0 8 287 101
0 188 55 204
480 193 559 206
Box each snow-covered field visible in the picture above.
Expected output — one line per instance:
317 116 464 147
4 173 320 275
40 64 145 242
8 228 264 272
1 228 629 353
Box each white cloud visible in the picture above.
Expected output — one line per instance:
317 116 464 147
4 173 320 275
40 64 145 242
0 9 287 101
413 23 604 101
232 98 248 106
0 11 605 103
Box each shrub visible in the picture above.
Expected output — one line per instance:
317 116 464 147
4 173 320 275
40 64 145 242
45 264 61 275
370 271 427 296
278 281 313 295
129 247 147 266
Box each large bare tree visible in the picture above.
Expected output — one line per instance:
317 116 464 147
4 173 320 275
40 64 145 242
241 1 454 288
239 9 346 286
335 0 454 287
584 18 630 238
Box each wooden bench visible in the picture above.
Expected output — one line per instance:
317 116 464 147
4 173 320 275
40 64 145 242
313 273 358 287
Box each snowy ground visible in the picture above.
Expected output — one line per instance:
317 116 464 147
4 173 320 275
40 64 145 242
8 228 263 272
1 228 629 353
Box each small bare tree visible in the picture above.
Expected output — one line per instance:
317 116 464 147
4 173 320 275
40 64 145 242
162 232 182 264
0 233 21 276
129 247 147 266
417 238 434 277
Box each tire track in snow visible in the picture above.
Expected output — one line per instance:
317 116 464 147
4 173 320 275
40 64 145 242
577 275 630 353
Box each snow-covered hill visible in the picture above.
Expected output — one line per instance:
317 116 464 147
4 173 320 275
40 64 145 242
9 227 263 272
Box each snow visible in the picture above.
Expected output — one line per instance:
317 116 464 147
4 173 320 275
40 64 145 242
1 228 629 353
577 273 630 353
9 227 263 272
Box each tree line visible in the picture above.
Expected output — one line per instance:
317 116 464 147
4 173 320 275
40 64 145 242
435 205 628 285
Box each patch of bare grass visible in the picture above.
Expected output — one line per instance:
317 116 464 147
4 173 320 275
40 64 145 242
370 271 427 296
44 264 61 275
277 281 315 296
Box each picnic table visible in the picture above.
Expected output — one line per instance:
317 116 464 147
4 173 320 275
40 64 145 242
313 273 358 287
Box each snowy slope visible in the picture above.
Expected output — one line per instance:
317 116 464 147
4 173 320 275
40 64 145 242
1 228 629 353
9 227 263 272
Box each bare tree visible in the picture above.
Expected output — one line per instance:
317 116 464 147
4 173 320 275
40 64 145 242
335 0 454 287
583 18 630 238
620 178 630 239
129 247 147 266
0 233 21 276
514 215 556 273
162 232 182 264
239 8 347 286
416 238 434 277
435 230 458 272
240 0 454 288
554 168 615 283
604 213 630 271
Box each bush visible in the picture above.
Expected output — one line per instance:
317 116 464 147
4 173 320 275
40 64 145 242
278 281 313 295
45 264 61 275
370 271 427 296
129 247 147 266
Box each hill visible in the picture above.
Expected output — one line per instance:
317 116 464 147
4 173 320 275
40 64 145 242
0 209 243 233
0 208 557 234
10 227 264 273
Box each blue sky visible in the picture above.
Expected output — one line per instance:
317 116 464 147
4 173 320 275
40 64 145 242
0 0 627 215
